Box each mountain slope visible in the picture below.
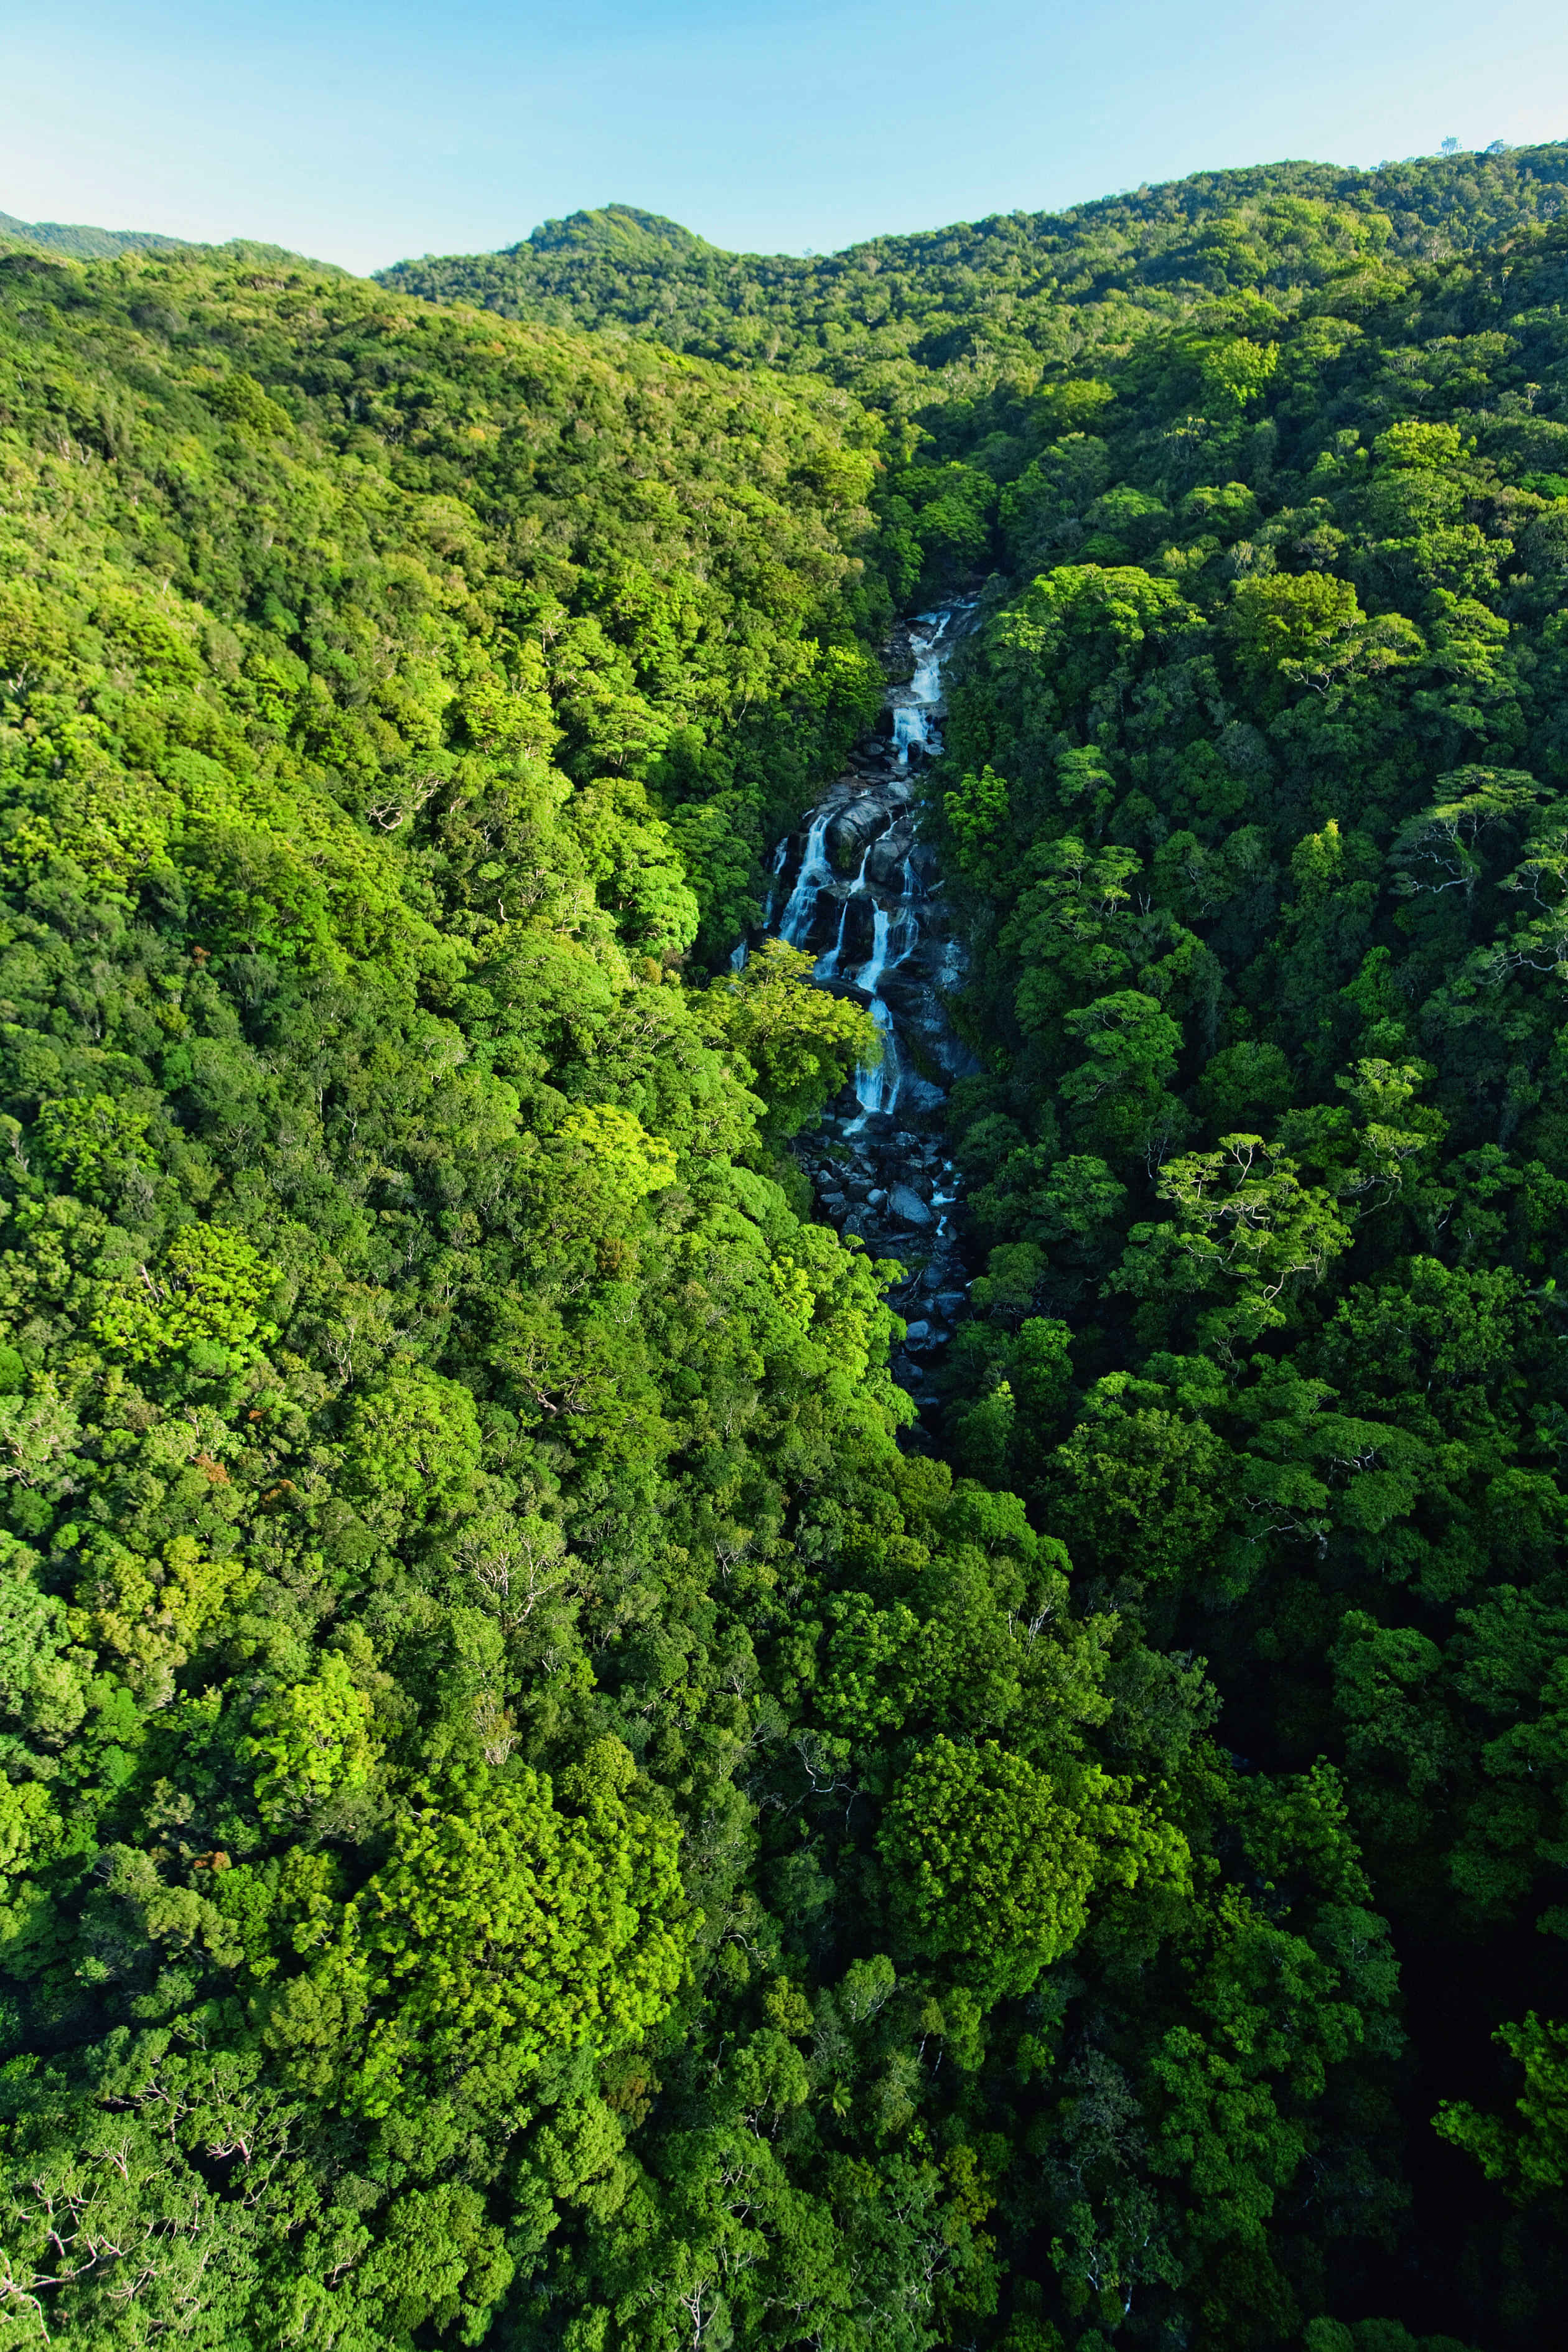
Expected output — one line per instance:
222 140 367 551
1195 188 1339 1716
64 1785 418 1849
0 223 1448 2352
8 159 1568 2350
378 142 1568 411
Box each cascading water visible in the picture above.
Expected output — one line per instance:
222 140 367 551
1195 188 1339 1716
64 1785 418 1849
854 999 900 1119
858 904 893 996
891 706 928 767
889 604 958 770
843 603 969 1119
815 838 874 981
778 809 834 945
742 597 981 1413
759 834 789 930
815 899 851 982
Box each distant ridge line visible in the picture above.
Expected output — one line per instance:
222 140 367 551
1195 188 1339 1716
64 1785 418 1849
0 210 190 260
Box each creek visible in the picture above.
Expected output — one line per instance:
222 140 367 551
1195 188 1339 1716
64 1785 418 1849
755 599 981 1415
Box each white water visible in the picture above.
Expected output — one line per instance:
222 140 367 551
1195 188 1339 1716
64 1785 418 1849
736 603 982 1404
778 808 835 946
858 903 893 996
892 704 929 766
889 605 959 771
853 996 900 1119
816 897 851 982
759 836 789 930
815 838 876 981
758 598 974 1130
845 605 968 1114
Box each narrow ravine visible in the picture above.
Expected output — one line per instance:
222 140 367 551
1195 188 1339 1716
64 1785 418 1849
760 600 980 1416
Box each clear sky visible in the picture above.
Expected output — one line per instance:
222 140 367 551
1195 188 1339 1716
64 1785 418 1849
2 0 1566 275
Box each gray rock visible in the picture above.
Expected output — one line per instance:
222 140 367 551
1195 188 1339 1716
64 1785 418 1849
934 1291 968 1318
902 1319 934 1349
887 1183 933 1227
867 1188 887 1207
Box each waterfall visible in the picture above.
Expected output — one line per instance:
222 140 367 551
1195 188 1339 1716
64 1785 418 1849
857 903 893 996
889 605 959 770
759 834 789 930
816 897 851 981
841 605 972 1120
735 592 979 1407
752 595 976 1133
909 611 950 702
852 996 901 1121
813 831 880 982
778 809 834 945
891 705 928 768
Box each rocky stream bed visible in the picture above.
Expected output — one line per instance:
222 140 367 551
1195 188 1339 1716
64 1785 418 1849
749 600 981 1419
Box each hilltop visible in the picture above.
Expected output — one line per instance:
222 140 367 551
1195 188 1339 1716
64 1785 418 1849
377 142 1568 408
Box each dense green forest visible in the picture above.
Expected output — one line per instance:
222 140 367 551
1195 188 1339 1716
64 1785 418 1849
378 146 1568 418
3 142 1568 2352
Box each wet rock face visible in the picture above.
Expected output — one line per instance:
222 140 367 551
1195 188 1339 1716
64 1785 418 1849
752 599 980 1420
828 795 904 870
887 1183 933 1229
866 821 919 892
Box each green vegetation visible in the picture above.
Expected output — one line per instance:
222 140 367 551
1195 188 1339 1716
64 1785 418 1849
380 146 1568 418
917 190 1568 2344
0 211 193 262
6 137 1568 2351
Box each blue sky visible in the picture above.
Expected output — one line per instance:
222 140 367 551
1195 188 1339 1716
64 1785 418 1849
2 0 1566 274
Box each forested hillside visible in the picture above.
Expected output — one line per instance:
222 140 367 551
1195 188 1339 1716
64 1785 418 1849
378 145 1568 414
4 142 1568 2352
921 203 1568 2340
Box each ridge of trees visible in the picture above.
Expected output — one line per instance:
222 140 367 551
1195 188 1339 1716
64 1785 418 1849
378 144 1568 418
0 213 194 263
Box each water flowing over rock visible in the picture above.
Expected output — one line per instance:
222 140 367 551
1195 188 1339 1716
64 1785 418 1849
750 600 981 1417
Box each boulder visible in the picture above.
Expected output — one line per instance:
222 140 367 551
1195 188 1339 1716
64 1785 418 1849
828 797 897 869
867 828 915 890
887 1183 933 1227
